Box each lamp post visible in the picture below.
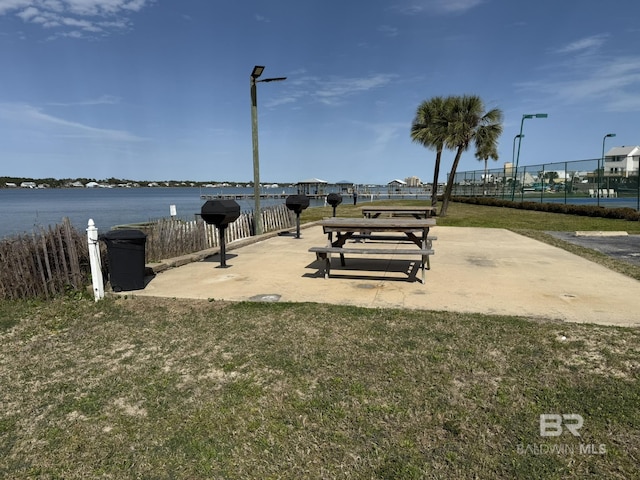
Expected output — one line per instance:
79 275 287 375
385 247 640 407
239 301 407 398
510 113 548 201
510 134 524 197
250 65 286 235
598 133 616 207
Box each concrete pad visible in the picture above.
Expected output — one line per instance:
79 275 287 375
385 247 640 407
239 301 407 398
130 226 640 327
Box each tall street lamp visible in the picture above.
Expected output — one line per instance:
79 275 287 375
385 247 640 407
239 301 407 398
250 65 286 235
599 133 616 207
510 113 548 201
510 133 524 197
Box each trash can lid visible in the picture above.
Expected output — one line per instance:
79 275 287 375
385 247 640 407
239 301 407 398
100 229 147 241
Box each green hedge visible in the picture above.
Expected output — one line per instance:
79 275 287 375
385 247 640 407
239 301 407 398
452 196 640 221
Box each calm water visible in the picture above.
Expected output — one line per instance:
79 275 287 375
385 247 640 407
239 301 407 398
0 187 302 238
2 187 636 239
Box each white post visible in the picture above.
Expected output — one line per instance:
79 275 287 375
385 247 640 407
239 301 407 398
87 219 104 301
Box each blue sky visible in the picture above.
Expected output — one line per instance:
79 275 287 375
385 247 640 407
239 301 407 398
1 0 639 184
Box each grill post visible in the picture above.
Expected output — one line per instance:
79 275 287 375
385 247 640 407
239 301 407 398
326 193 342 217
200 200 241 267
218 226 228 268
285 195 310 239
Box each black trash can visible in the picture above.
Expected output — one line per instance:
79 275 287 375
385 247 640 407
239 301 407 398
100 229 147 292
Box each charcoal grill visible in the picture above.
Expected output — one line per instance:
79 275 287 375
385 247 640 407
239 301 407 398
285 194 310 238
200 200 241 267
326 193 342 217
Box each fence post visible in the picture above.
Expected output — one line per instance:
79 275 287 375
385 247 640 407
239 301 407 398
87 219 104 302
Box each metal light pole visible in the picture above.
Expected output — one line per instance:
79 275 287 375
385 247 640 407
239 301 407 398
510 134 523 197
599 133 616 207
250 65 286 235
510 113 548 201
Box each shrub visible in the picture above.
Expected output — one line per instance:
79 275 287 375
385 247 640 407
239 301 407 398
451 197 640 221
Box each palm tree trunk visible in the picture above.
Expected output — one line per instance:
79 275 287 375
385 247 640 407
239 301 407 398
483 158 488 196
439 146 464 217
431 149 442 209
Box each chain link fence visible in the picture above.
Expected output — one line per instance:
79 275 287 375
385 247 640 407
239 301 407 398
450 158 640 210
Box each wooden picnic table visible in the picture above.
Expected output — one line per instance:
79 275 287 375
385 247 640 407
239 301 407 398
309 217 436 283
360 205 436 219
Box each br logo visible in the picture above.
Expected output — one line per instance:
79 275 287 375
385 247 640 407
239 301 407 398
539 414 584 437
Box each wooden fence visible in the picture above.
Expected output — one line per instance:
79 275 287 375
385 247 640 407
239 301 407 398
0 217 89 300
143 204 297 262
0 205 297 299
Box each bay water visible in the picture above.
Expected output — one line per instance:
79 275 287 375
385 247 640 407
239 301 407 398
0 186 304 238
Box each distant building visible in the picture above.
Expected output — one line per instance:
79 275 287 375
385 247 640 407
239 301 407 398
335 180 354 193
20 182 36 188
604 146 640 178
387 179 406 187
296 178 328 195
404 176 421 187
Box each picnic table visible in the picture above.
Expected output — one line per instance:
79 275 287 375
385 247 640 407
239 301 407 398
309 217 436 283
360 205 436 219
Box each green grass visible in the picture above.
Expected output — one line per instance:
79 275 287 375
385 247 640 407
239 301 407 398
0 297 638 479
302 199 640 233
1 202 639 479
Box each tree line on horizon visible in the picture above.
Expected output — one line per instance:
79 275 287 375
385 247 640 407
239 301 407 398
411 94 503 217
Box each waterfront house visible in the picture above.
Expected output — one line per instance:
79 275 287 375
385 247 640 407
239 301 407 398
296 178 328 196
604 146 640 178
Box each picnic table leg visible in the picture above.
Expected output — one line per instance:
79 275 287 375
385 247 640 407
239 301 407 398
331 232 351 266
324 255 331 279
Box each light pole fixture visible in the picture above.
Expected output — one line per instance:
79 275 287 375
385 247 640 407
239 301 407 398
598 133 616 206
510 113 548 201
508 134 523 198
250 65 287 235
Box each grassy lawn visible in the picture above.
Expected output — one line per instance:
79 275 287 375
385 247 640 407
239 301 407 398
1 202 639 479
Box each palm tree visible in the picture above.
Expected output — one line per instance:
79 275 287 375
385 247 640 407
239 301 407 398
475 124 500 196
410 96 452 209
439 95 503 217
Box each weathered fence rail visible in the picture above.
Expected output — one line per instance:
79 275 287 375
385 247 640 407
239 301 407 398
142 204 297 262
0 204 297 299
0 217 89 300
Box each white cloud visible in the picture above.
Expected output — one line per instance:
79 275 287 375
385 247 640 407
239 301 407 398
262 72 398 108
517 56 640 112
0 0 155 37
314 74 398 106
553 34 609 55
378 25 398 37
0 102 145 141
397 0 484 15
47 95 121 106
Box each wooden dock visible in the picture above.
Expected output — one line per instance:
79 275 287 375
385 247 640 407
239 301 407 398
200 193 327 201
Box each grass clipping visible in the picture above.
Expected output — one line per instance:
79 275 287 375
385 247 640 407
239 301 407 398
1 296 639 479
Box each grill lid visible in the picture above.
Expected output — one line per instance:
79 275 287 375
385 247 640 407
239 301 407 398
285 194 310 214
200 200 241 226
326 193 342 207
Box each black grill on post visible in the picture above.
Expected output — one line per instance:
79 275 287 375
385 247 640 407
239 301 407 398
285 194 310 239
326 193 342 217
200 200 241 267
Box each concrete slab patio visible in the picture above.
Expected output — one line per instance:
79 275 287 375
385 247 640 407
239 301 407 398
131 225 640 327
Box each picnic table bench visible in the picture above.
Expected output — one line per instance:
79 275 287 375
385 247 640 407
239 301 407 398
309 217 436 283
360 205 436 219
